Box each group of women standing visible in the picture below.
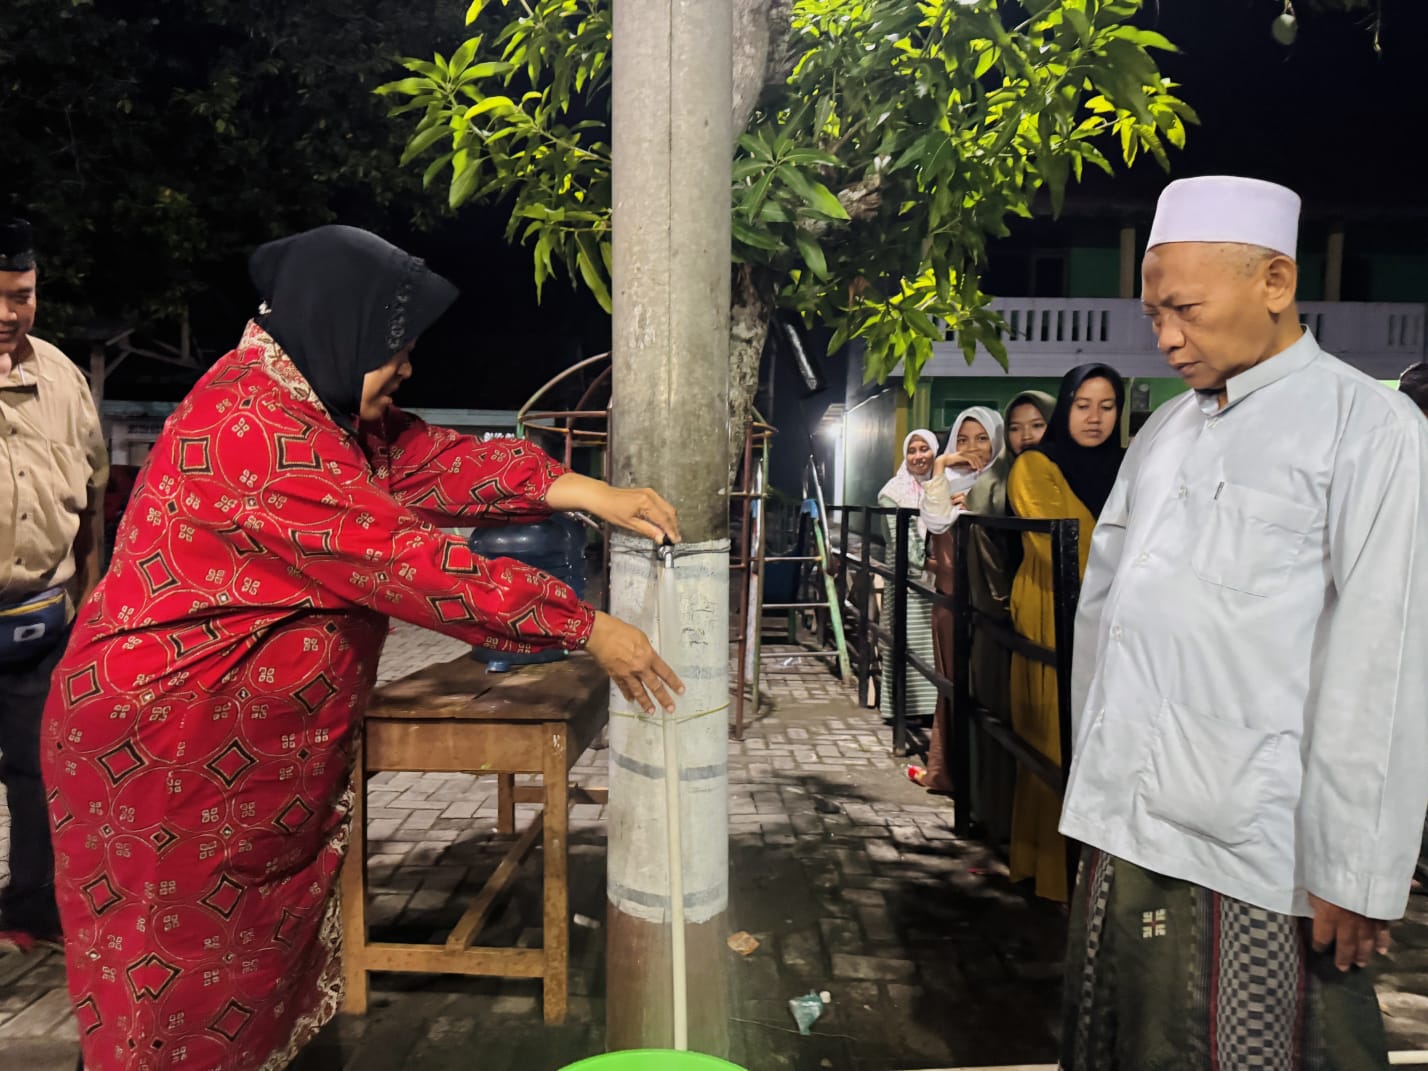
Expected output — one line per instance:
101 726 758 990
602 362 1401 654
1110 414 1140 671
875 364 1128 903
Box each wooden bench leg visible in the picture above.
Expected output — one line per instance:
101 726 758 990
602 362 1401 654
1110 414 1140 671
340 739 370 1014
497 773 516 834
444 813 545 951
542 726 569 1024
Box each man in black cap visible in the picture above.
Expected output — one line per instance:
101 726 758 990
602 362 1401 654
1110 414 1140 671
1 217 109 953
0 219 38 376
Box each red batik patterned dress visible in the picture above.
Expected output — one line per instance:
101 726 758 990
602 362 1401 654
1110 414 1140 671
42 322 595 1071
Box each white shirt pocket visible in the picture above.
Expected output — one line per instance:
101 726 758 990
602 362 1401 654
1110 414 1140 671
1190 482 1316 597
1138 698 1295 849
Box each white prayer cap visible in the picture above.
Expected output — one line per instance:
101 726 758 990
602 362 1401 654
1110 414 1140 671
1147 176 1301 261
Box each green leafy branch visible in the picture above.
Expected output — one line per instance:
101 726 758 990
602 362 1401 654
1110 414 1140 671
382 0 1195 388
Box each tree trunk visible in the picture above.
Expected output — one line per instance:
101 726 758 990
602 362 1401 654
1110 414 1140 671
728 1 793 479
732 0 790 143
728 267 773 481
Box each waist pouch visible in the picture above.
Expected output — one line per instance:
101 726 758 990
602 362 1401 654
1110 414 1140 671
0 587 68 664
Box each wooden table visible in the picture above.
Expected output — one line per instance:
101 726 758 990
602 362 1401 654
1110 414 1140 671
340 651 608 1024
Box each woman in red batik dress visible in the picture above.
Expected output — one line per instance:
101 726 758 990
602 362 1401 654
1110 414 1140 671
42 226 683 1071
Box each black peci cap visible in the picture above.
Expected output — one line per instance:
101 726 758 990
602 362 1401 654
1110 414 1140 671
1 218 36 273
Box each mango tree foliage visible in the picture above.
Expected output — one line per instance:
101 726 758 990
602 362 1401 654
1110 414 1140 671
382 0 1194 399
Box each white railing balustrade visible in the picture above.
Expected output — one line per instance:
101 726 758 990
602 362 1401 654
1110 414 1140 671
921 298 1425 379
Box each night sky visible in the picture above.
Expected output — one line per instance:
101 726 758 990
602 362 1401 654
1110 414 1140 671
1095 0 1427 210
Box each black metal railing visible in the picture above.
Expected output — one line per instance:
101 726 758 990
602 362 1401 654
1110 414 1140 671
828 505 1082 889
828 504 891 719
952 513 1082 895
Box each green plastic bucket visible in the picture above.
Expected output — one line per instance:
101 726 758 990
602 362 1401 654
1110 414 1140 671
560 1051 747 1071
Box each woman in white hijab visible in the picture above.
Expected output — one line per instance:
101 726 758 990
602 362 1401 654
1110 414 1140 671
907 406 1004 788
921 406 1006 534
876 429 941 725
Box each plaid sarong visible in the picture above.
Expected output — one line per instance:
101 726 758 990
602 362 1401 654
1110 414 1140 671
1060 850 1389 1070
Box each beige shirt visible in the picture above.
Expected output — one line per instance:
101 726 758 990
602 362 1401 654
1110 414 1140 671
0 334 109 603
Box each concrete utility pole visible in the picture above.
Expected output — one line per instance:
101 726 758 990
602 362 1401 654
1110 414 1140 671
605 0 734 1055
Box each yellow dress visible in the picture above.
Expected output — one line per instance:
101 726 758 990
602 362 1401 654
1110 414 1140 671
1006 450 1095 903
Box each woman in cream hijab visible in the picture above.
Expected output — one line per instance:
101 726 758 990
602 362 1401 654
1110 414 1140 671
876 429 941 724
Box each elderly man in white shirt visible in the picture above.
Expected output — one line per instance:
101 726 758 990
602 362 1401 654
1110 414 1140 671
1058 176 1428 1069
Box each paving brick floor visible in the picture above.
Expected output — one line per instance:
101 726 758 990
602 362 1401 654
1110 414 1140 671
4 623 1428 1070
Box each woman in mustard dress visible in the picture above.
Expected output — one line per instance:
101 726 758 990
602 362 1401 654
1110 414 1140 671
1007 364 1125 902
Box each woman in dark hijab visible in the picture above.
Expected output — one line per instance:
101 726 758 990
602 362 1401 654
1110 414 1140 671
1025 363 1127 518
248 224 460 430
43 226 683 1071
1005 363 1126 903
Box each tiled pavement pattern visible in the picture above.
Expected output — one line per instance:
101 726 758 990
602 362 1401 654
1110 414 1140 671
3 625 1428 1070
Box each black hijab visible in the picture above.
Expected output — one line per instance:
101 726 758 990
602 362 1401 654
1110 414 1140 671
249 225 458 431
1028 363 1127 518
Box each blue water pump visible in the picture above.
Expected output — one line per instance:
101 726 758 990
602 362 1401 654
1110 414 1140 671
465 513 588 672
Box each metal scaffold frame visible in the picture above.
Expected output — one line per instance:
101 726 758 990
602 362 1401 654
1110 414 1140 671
729 421 850 740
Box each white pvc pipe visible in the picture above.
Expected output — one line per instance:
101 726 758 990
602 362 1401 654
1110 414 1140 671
658 547 689 1051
